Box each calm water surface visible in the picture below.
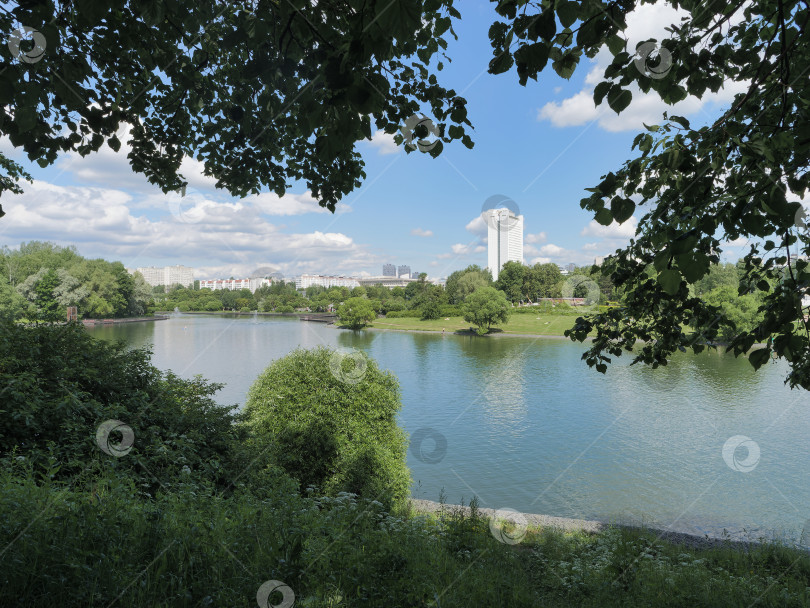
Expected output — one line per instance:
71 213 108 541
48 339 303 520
88 314 810 541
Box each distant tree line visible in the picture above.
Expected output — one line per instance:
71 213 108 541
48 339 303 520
0 242 777 342
0 242 151 322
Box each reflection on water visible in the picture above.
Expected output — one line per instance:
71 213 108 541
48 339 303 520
89 314 810 541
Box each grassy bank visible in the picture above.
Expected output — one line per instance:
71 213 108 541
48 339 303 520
368 312 591 337
4 470 810 607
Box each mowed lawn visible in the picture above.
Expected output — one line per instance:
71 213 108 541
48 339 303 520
369 310 596 337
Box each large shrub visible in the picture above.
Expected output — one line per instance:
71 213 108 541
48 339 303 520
241 346 411 510
463 287 512 334
336 296 376 328
0 321 254 496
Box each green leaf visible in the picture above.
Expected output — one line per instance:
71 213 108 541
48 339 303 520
679 251 709 283
595 208 613 226
607 34 626 55
669 115 690 129
748 348 770 370
610 197 635 223
607 85 632 114
15 107 37 133
531 10 556 41
556 1 579 28
375 0 422 41
657 269 682 295
594 81 611 106
489 53 514 75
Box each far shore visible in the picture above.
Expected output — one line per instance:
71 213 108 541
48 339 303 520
81 315 169 326
351 323 584 340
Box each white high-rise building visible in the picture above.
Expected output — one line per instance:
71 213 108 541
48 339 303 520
486 209 523 281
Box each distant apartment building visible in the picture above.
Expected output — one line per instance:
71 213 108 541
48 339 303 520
486 208 524 281
566 263 576 273
358 276 418 288
135 265 194 288
397 265 411 278
198 278 271 292
294 275 360 290
382 263 396 277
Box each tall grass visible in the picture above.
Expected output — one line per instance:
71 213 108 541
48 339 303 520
4 462 810 607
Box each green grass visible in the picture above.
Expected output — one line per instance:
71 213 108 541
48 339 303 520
370 310 597 337
4 468 810 608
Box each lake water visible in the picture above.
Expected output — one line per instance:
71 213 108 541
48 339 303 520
88 313 810 542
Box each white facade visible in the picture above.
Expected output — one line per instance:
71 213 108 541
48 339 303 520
486 209 524 281
199 278 270 292
135 265 194 288
294 275 360 289
357 276 420 288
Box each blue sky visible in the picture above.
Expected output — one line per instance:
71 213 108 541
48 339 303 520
0 1 751 280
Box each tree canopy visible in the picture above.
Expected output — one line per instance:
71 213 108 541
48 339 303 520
0 0 471 214
3 0 808 387
463 286 511 334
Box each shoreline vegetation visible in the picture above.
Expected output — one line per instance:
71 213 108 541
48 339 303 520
5 322 809 606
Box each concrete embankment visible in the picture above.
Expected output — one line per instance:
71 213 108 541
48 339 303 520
409 499 769 551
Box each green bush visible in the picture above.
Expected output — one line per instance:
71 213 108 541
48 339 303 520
241 346 411 511
463 287 511 334
385 309 422 318
337 296 376 328
0 322 249 496
275 304 295 313
511 301 579 315
420 299 442 320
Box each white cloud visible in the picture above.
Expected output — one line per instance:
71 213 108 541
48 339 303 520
0 180 373 277
411 227 434 237
465 215 487 237
721 237 750 248
537 3 750 133
54 126 346 218
581 217 638 239
367 130 400 155
525 231 547 244
538 243 567 257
